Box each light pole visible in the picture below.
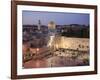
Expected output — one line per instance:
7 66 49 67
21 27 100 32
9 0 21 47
36 48 39 54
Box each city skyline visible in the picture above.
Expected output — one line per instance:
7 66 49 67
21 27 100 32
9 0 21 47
22 11 89 26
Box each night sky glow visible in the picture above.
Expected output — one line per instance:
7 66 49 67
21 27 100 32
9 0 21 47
22 11 89 26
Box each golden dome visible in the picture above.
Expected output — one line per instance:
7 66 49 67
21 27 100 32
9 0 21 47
48 21 56 29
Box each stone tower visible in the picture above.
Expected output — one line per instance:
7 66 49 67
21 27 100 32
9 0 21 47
38 20 41 30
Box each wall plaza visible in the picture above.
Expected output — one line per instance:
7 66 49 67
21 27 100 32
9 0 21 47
22 20 89 68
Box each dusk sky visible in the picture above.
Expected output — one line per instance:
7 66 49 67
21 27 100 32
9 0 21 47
22 11 89 26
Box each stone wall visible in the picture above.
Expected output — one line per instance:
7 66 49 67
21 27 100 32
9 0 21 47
52 36 89 51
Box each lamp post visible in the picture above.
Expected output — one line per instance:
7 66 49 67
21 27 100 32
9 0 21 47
36 48 39 54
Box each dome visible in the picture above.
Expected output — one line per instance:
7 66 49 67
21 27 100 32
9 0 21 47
48 21 56 29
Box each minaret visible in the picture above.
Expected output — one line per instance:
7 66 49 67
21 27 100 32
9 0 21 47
38 20 41 30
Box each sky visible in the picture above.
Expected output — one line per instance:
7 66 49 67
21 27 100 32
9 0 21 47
22 11 89 26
